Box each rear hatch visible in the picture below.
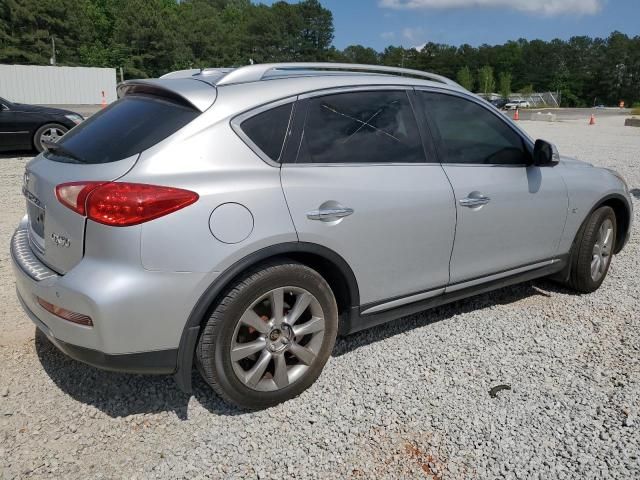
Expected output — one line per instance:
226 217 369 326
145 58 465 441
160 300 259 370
23 80 213 274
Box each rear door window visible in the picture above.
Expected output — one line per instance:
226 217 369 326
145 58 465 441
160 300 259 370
46 95 199 164
296 90 425 164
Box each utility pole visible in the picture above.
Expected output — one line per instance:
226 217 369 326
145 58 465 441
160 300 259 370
50 37 56 65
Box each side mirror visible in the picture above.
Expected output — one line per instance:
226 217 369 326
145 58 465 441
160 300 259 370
533 139 559 166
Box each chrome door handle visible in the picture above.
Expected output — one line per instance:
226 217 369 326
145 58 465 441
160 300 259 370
459 196 490 207
306 207 354 221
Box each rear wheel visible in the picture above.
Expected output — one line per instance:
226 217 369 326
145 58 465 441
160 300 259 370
196 261 338 409
567 206 617 293
34 123 68 152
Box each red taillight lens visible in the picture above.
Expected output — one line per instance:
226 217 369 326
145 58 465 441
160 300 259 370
36 296 93 327
55 182 104 216
56 182 199 226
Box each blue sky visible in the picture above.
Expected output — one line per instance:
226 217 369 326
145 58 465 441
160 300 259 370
262 0 640 50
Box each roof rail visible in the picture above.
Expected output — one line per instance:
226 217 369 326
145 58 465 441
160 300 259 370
215 62 463 89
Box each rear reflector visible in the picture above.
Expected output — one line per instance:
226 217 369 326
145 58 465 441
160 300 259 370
56 182 199 226
36 296 93 327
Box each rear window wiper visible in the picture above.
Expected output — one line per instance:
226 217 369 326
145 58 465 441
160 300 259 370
42 140 84 164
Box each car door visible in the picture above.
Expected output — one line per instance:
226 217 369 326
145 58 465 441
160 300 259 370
0 100 33 150
416 90 568 288
280 87 457 309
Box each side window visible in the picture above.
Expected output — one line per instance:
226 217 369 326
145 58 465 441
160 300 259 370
240 102 293 162
419 92 529 165
297 90 425 164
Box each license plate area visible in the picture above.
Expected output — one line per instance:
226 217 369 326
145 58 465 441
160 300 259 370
27 200 46 250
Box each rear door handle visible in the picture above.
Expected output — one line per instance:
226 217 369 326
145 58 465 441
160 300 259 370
459 196 491 207
306 207 354 221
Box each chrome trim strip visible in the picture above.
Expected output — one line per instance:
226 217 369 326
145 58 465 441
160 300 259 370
10 227 57 281
445 259 558 293
361 287 445 315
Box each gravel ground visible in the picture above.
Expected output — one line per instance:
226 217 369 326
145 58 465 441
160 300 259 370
1 116 639 479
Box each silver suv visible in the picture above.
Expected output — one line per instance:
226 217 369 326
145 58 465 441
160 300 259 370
11 63 633 409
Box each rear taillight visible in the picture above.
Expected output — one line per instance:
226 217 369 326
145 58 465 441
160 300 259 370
55 181 104 216
55 182 199 226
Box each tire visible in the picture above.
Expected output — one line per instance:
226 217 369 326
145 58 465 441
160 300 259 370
567 206 617 293
33 123 68 152
196 261 338 410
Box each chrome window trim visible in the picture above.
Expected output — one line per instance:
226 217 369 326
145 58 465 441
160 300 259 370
230 95 297 168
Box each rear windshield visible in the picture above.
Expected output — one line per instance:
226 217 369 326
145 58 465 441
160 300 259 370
46 95 199 164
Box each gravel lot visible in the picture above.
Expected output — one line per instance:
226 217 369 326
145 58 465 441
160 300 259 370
1 116 639 479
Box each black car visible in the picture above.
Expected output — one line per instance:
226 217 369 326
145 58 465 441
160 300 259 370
490 98 508 109
0 96 83 152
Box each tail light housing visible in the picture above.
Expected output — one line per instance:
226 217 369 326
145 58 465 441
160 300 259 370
55 182 199 226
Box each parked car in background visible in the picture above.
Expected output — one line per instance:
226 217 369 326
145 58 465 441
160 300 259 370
11 63 633 409
490 98 508 109
0 96 83 152
505 99 531 110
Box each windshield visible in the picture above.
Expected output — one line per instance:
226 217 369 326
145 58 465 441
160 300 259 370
45 95 199 164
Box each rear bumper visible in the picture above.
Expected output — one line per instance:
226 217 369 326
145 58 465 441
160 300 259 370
10 217 211 373
17 289 177 374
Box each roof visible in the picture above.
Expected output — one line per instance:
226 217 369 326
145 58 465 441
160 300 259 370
121 63 467 113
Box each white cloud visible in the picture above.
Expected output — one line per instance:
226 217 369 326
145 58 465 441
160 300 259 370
402 27 425 42
379 0 602 16
381 31 396 40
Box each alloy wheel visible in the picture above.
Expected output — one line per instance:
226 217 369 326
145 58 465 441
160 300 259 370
230 287 325 392
40 127 65 146
591 218 613 282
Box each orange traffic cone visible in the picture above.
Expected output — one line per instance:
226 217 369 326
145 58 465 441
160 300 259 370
513 109 520 121
101 91 107 109
589 114 596 125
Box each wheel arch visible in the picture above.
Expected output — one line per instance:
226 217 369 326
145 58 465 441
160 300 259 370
173 242 360 393
595 194 632 254
550 192 630 285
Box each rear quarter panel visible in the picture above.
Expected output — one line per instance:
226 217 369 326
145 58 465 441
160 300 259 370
120 112 297 276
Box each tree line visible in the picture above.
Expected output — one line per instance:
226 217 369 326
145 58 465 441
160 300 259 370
1 0 639 106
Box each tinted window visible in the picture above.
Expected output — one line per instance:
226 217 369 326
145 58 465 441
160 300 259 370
420 92 528 165
46 95 199 164
240 103 292 162
297 90 425 164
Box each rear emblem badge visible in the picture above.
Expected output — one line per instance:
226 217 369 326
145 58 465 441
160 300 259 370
51 233 71 248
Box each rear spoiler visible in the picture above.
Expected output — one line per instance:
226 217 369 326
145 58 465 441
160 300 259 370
116 78 217 112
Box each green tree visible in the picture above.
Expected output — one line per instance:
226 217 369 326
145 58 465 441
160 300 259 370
456 66 474 91
499 71 512 99
342 45 379 65
478 65 495 95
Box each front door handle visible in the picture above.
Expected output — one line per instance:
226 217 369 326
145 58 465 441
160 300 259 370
459 196 491 208
306 207 354 221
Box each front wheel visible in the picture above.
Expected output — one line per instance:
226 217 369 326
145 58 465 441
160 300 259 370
567 206 617 293
33 123 68 152
196 261 338 409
